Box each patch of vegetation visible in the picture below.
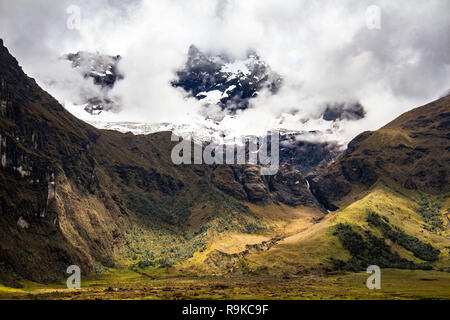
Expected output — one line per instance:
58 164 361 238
366 211 440 262
244 221 268 234
195 178 249 214
121 224 208 269
135 248 155 268
162 237 207 267
125 191 192 225
237 259 253 276
194 179 269 234
100 255 116 268
417 196 444 232
92 261 109 274
120 178 269 270
331 223 426 272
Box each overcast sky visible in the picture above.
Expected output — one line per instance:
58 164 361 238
1 0 449 142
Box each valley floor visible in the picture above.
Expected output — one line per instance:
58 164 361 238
1 269 449 300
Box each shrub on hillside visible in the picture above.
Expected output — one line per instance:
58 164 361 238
366 210 440 262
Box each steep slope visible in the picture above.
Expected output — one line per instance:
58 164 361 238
308 96 450 210
242 181 449 276
238 98 450 275
0 39 322 285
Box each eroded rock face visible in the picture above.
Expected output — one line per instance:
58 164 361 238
211 165 270 203
211 166 247 200
211 163 324 210
242 166 270 202
269 164 322 207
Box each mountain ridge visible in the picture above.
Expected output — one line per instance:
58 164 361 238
0 38 448 287
308 95 450 210
0 39 322 285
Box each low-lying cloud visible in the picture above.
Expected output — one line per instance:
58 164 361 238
1 0 449 144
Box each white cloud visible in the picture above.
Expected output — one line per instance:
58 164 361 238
1 0 449 144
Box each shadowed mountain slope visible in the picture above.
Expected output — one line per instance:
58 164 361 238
0 39 321 285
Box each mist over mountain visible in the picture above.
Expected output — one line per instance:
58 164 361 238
61 45 366 131
172 45 282 115
36 45 354 174
64 51 123 114
2 0 448 146
44 44 367 179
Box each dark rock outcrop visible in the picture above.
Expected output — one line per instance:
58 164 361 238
172 45 282 113
278 132 342 174
211 163 324 210
322 101 366 121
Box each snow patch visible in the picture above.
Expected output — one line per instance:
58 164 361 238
15 166 31 177
17 217 29 229
221 60 250 76
1 154 6 168
196 90 223 104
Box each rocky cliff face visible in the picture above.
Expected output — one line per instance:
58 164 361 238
211 164 321 208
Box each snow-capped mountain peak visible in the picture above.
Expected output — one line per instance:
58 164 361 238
172 45 282 112
64 51 123 114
